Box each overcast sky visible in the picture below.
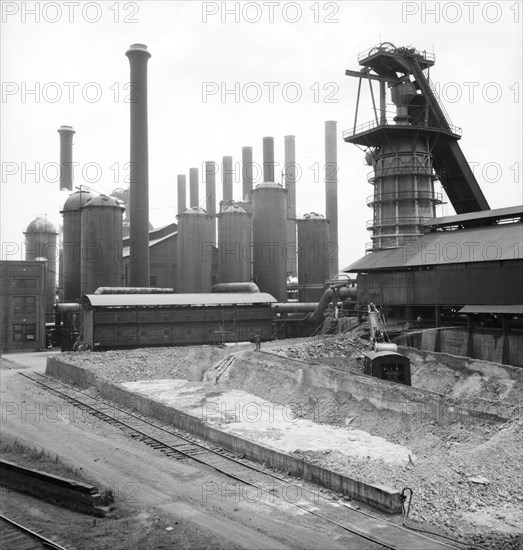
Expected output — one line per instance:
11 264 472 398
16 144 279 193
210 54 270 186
1 0 522 267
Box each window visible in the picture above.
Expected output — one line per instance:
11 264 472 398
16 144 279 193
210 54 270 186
150 275 158 287
13 324 36 342
12 296 37 315
12 279 36 289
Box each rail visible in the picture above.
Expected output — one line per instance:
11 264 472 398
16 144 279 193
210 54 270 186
21 370 451 548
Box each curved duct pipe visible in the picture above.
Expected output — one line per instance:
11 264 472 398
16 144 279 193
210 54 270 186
338 287 357 300
93 287 175 295
274 288 335 323
211 282 260 293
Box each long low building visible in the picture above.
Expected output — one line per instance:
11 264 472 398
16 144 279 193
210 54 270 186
80 293 276 350
344 207 523 314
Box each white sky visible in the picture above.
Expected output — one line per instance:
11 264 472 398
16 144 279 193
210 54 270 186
1 1 522 267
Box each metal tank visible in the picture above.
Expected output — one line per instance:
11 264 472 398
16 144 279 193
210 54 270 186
217 204 252 283
252 183 288 302
176 206 214 293
24 216 59 321
60 189 94 302
80 195 124 295
368 135 440 250
297 212 331 285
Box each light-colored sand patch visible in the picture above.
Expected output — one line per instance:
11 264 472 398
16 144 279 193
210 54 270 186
122 379 413 465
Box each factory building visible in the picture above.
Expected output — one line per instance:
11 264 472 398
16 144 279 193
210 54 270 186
343 43 522 366
0 260 47 352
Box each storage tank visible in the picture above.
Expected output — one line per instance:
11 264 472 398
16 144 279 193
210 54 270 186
252 183 288 302
176 206 214 293
369 135 439 250
24 215 59 321
80 195 124 295
217 204 252 283
60 189 94 302
297 212 331 285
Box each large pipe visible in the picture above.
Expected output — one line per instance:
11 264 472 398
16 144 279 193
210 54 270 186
177 174 186 215
189 167 199 207
126 43 151 287
211 282 260 293
284 135 296 220
284 135 297 277
205 161 217 244
325 121 339 276
222 156 233 201
94 287 175 294
57 125 75 191
242 146 254 201
263 137 275 182
205 162 217 216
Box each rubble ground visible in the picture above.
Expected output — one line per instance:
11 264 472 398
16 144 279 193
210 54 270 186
59 332 522 550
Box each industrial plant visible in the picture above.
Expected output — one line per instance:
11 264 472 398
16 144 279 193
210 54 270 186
1 39 522 550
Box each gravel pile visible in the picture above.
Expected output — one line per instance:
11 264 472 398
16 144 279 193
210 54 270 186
56 338 522 548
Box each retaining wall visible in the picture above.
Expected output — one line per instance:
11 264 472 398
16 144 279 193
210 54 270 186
0 459 107 516
46 357 403 514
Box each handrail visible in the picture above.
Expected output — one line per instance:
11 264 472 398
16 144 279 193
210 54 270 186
357 43 435 64
343 120 462 139
366 216 433 229
366 190 443 206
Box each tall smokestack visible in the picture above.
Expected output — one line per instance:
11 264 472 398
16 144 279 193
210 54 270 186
242 146 254 202
205 161 217 244
126 43 151 287
284 135 297 277
263 137 275 182
325 121 339 276
190 167 199 207
222 156 233 201
57 125 75 191
177 174 186 215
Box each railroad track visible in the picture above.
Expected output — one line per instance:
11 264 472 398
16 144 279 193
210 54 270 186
0 513 69 550
19 371 457 550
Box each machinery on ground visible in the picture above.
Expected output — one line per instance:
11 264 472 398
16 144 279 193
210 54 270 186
364 303 411 385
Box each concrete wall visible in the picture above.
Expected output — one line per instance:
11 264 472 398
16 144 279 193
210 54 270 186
0 459 107 516
46 357 403 514
394 327 523 367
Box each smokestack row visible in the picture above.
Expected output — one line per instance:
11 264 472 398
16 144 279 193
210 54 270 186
175 125 339 301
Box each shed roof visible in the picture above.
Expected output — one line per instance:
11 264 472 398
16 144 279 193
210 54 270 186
343 223 523 272
458 305 523 315
83 293 277 307
422 205 523 228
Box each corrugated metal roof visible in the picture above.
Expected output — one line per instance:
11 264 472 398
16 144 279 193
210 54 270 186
123 232 177 258
459 305 523 315
422 205 523 227
83 292 277 307
344 223 523 272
